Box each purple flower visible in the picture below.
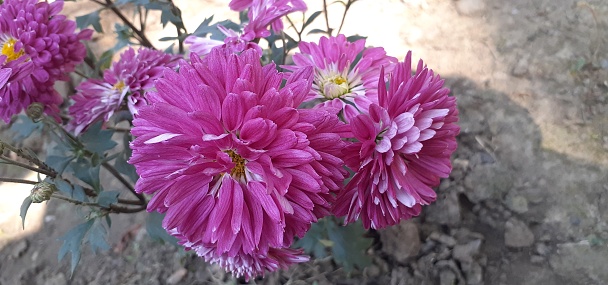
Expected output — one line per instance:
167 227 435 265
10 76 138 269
230 0 306 36
285 35 397 122
0 0 92 122
129 48 348 279
333 52 460 229
68 47 179 135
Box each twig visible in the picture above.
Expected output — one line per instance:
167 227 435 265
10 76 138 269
285 15 302 42
0 177 38 185
336 0 357 35
0 156 56 177
92 0 156 49
101 162 145 204
322 0 333 36
52 194 145 213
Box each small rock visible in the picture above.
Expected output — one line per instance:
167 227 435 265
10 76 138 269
505 194 529 214
549 242 608 282
455 0 486 16
505 218 534 248
535 243 550 256
463 261 483 285
530 255 545 264
46 273 67 285
10 240 28 259
453 239 483 264
512 57 529 77
364 265 381 278
381 220 421 263
425 191 461 226
166 268 187 285
429 232 457 247
439 269 457 285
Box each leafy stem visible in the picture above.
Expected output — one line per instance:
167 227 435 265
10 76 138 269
52 194 145 214
90 0 156 49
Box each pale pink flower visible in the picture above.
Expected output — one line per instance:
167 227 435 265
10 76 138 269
129 48 348 278
333 52 460 229
285 34 397 122
68 47 179 135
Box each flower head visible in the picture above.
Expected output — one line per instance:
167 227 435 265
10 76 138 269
0 0 92 122
285 34 397 122
129 48 348 278
68 47 179 135
231 0 306 37
333 51 459 229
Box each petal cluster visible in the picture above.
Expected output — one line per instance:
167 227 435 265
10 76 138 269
333 51 460 229
0 0 92 122
129 48 348 280
285 34 397 122
68 47 179 135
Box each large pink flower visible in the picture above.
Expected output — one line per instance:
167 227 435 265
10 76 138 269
68 47 179 135
129 48 348 279
285 34 397 122
333 52 459 229
0 0 92 122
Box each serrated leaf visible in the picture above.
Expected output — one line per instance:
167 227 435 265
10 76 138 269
146 212 178 246
53 178 74 198
294 221 328 258
97 191 119 207
76 10 103 33
326 220 372 272
80 121 117 156
114 150 138 183
70 158 101 192
58 220 94 276
20 197 32 229
9 115 42 141
45 155 74 175
87 220 110 253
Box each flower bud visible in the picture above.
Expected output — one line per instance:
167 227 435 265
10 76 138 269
26 102 44 122
30 182 56 203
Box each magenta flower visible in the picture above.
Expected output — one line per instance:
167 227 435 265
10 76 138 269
0 0 92 122
285 34 397 122
69 47 179 135
129 48 348 278
230 0 306 37
185 25 261 56
333 52 460 229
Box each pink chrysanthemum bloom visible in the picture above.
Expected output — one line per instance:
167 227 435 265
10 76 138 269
230 0 306 36
0 0 92 122
172 230 309 281
129 48 348 279
285 34 397 122
333 52 460 229
68 47 179 135
185 25 261 56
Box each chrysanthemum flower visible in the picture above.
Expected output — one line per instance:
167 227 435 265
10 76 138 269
230 0 306 36
68 47 179 135
129 48 348 278
333 52 459 229
185 25 261 56
285 34 397 122
0 0 92 122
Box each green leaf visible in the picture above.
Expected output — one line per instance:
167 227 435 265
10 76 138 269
114 150 138 183
87 220 110 253
346 35 367 43
294 220 328 258
80 121 117 156
307 28 327 35
58 220 94 276
75 10 103 33
97 191 119 208
97 50 114 72
45 155 74 175
70 157 101 192
20 197 32 229
9 115 42 141
52 178 87 202
303 11 322 30
146 212 178 246
326 220 372 272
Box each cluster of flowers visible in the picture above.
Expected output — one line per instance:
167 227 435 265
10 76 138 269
0 0 459 280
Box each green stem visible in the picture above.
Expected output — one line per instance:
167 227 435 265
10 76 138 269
0 156 56 177
0 177 38 185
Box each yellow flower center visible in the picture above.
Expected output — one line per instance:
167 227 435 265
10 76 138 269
226 150 246 179
331 76 347 85
1 38 25 63
113 80 126 91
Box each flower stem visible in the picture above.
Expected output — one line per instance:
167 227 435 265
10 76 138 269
322 0 333 36
0 156 56 177
91 0 156 49
52 194 145 213
101 162 146 204
0 177 38 185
